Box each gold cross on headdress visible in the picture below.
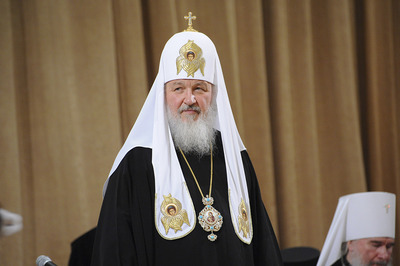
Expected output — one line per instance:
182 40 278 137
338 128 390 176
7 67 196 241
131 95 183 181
384 204 391 213
184 12 198 32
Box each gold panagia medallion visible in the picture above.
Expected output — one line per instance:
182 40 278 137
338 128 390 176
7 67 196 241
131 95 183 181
238 198 250 238
176 40 205 77
161 194 190 234
198 196 223 241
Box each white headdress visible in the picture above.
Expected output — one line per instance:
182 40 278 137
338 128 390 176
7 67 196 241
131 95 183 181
102 14 253 244
317 191 396 266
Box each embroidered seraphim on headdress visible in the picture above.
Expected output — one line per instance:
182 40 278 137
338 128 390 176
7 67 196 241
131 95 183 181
176 40 205 77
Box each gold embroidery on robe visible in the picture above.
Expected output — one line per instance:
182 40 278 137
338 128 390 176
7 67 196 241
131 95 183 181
238 198 250 238
161 194 190 234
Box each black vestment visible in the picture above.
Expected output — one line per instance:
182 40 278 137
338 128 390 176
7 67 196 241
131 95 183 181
331 256 351 266
91 133 282 265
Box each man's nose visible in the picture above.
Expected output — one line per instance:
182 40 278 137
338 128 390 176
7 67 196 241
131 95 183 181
183 90 196 105
376 246 391 261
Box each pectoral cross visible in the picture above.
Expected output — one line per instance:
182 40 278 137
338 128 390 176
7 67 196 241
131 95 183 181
184 12 197 32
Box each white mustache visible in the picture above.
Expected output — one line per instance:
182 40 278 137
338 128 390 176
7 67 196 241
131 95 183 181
178 104 201 114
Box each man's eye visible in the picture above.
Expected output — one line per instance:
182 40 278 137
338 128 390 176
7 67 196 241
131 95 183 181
387 243 395 249
371 242 383 248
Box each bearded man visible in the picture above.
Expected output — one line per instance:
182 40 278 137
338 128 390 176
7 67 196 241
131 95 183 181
317 192 396 266
91 13 282 266
334 237 395 266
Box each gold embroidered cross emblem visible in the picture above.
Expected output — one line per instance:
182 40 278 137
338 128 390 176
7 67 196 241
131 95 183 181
384 204 391 213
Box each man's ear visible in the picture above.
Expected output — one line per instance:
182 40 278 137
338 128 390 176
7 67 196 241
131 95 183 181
347 240 355 252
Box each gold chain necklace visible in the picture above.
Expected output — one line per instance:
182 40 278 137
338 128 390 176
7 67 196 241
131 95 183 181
179 146 223 241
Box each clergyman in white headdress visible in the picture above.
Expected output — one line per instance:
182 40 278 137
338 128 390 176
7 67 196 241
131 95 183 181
317 191 396 266
91 12 282 265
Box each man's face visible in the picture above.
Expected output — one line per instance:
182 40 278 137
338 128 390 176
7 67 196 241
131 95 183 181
165 79 213 122
347 237 395 266
168 208 176 216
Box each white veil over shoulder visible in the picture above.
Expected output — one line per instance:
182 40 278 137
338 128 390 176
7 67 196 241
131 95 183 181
102 29 253 243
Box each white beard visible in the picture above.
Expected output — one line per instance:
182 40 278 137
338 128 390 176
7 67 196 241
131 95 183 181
348 251 392 266
167 102 217 156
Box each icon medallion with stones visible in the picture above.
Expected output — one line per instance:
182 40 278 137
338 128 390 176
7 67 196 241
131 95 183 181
198 196 223 241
